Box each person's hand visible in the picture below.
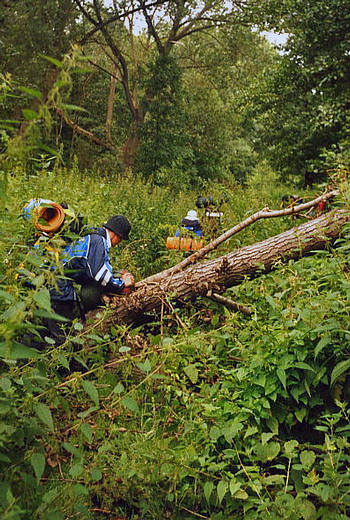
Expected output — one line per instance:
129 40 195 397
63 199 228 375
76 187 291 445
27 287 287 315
120 269 135 294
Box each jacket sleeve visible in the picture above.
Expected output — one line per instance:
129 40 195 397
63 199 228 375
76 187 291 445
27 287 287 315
86 235 125 293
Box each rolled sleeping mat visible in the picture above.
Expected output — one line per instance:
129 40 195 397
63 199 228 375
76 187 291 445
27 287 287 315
166 236 204 251
22 199 66 233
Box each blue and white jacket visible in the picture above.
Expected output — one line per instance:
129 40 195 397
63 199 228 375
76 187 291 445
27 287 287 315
51 227 125 302
22 198 54 221
175 218 203 238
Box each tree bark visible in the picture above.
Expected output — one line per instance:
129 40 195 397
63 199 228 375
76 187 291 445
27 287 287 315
106 64 117 143
99 209 349 327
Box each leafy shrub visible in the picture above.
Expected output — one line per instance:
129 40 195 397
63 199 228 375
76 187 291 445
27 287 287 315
1 166 350 519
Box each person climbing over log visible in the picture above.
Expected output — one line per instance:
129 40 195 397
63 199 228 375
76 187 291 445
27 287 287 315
166 210 204 253
175 210 203 238
46 215 135 345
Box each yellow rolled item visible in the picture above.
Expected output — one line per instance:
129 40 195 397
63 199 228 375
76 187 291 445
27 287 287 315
166 236 204 251
33 202 65 233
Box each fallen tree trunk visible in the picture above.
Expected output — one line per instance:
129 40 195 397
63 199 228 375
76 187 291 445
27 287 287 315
100 210 349 327
142 190 338 284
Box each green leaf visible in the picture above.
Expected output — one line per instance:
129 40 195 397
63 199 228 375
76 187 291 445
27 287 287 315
233 489 249 500
295 407 307 423
301 499 316 520
31 452 45 482
119 346 131 353
35 403 54 431
223 422 242 442
277 368 286 390
244 425 258 439
261 432 274 444
331 359 350 386
61 103 88 113
22 108 39 121
43 512 64 520
80 423 92 443
183 364 199 384
72 67 92 74
18 86 42 99
74 322 84 331
217 480 228 504
229 480 241 496
0 119 19 125
58 354 70 369
37 144 58 155
0 289 14 303
69 464 84 478
77 406 98 419
113 383 124 394
136 358 151 373
39 54 63 68
121 396 140 414
0 377 11 391
284 440 298 456
0 453 10 463
72 484 89 496
42 489 59 505
312 483 332 502
0 342 40 360
33 288 51 310
254 441 280 462
315 335 331 358
300 450 316 470
203 481 214 503
294 362 314 371
62 442 81 457
266 416 279 434
91 468 102 482
81 380 99 407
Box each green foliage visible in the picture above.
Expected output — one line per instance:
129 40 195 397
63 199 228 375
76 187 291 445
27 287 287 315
245 0 350 183
136 54 193 184
1 163 350 519
1 8 350 513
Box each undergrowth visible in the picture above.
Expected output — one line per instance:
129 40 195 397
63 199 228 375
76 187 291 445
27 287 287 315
1 167 350 519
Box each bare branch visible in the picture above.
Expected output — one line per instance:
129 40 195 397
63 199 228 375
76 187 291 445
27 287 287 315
171 24 218 42
81 48 121 80
76 0 167 45
55 107 115 151
206 290 253 315
74 0 99 27
140 0 164 53
86 0 138 121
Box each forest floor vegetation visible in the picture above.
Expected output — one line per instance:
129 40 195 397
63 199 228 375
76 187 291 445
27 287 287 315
1 166 350 519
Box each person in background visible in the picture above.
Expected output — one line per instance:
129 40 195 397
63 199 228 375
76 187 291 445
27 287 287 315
47 215 134 345
175 210 203 238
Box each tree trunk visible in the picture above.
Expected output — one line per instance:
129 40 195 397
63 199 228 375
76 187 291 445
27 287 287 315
106 65 117 143
100 210 349 327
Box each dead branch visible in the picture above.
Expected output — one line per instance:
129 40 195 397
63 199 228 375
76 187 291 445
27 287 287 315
55 108 115 151
206 290 252 316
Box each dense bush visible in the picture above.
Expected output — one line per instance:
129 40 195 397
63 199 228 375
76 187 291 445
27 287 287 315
1 167 350 519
